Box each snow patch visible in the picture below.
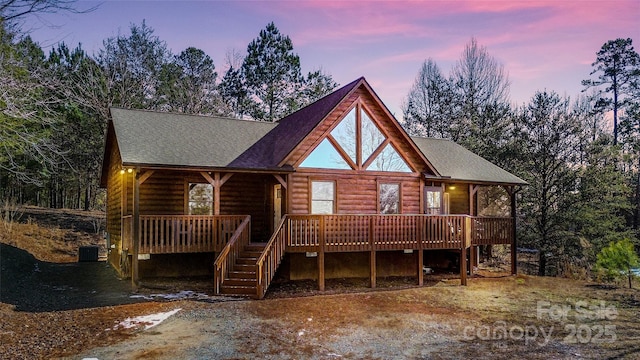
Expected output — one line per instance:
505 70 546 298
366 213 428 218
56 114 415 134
113 308 181 330
130 290 210 301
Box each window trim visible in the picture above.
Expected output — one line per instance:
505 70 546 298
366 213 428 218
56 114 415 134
309 179 337 214
186 181 214 215
424 186 443 215
378 181 402 214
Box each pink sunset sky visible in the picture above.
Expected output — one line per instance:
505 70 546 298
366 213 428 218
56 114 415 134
25 0 640 118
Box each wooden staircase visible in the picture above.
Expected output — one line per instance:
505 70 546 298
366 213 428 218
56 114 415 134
219 242 267 297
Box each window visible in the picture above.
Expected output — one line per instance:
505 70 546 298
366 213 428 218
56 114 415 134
424 187 442 215
299 104 413 173
300 138 351 169
189 183 213 215
379 183 400 214
311 181 335 214
330 107 357 162
366 143 412 172
361 111 386 163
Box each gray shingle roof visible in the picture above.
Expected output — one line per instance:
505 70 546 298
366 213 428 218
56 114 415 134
109 108 276 168
102 80 526 187
411 137 527 185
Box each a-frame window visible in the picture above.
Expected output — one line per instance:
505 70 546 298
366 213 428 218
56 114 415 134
300 104 413 172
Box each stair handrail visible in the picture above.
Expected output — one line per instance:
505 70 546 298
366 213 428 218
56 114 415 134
255 215 288 299
213 215 251 295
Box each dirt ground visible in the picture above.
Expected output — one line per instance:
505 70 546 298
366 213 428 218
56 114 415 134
68 276 640 360
1 207 639 359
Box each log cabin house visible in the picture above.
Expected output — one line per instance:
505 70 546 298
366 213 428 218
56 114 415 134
100 77 526 298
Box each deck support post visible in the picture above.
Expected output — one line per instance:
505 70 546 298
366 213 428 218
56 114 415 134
417 250 424 286
317 251 325 291
131 167 141 291
460 248 467 286
370 250 376 288
318 215 325 291
469 245 476 276
509 187 518 275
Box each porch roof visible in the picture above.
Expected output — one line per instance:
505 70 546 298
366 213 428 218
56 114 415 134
411 137 527 185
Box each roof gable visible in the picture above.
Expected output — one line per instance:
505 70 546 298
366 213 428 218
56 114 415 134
281 79 437 175
228 77 363 169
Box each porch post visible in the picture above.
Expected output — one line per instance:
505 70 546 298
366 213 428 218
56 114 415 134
469 184 478 276
131 167 140 291
214 173 221 215
510 187 518 275
417 215 424 286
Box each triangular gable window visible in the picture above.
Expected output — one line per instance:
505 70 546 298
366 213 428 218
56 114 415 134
300 138 351 169
300 103 413 173
330 107 357 163
366 143 412 172
361 111 386 164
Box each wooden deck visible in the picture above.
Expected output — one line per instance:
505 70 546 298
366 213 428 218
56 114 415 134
286 214 512 252
122 214 513 299
122 215 247 254
252 214 513 299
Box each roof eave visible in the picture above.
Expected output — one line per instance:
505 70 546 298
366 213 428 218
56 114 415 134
120 162 295 174
423 174 528 186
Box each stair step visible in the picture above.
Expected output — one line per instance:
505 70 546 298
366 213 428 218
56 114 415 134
233 264 256 272
229 271 256 279
241 251 262 258
236 257 258 265
220 285 257 296
223 278 257 287
244 243 267 252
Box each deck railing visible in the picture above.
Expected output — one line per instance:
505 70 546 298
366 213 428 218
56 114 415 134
471 217 513 245
287 214 476 252
213 215 251 294
256 217 288 299
121 215 247 254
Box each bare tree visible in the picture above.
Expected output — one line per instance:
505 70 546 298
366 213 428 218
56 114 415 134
0 30 65 185
450 37 511 145
402 59 452 138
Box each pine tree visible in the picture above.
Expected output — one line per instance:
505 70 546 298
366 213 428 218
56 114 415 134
582 38 640 145
241 22 303 121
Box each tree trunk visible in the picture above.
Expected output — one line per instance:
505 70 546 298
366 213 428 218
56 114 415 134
84 180 91 211
538 252 547 276
635 159 640 230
